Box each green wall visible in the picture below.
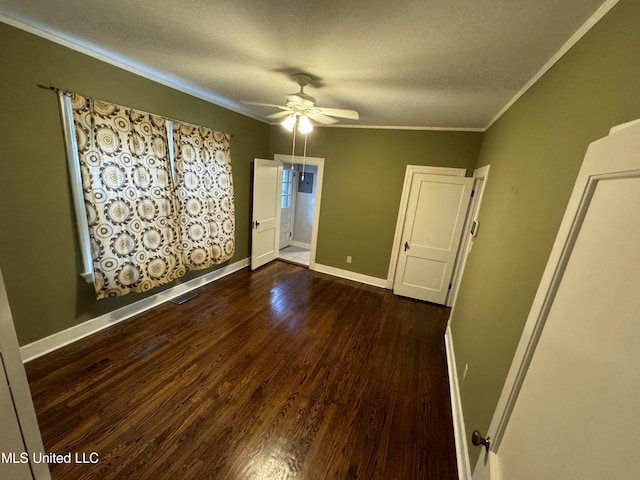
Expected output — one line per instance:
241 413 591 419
2 3 639 470
269 127 482 278
0 21 481 347
450 0 640 466
0 22 270 345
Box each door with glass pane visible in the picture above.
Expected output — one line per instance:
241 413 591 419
279 167 295 249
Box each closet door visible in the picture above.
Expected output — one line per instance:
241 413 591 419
393 173 473 304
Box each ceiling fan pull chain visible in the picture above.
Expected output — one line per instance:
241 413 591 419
291 118 297 166
301 133 307 181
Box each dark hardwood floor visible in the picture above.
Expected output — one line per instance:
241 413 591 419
25 261 457 479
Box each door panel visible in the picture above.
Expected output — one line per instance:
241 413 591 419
402 257 446 291
394 174 472 304
474 121 640 480
500 174 639 479
251 159 282 270
279 168 294 249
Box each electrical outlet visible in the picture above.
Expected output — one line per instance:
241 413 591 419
463 363 469 380
346 255 352 264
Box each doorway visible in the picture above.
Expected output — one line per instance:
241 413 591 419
447 165 490 307
278 162 318 267
387 165 473 306
274 154 324 270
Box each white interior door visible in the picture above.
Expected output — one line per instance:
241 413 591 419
251 158 282 270
473 121 640 480
393 173 472 304
0 270 50 479
279 167 295 250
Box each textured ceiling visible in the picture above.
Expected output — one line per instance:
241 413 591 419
0 0 611 129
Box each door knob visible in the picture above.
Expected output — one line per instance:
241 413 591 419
471 430 491 452
404 241 410 251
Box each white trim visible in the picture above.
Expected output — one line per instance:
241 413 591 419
20 258 249 363
1 1 617 134
0 270 51 479
485 0 619 130
447 165 491 307
0 15 266 125
315 124 485 132
291 241 311 249
609 118 640 134
166 119 177 184
445 325 471 480
387 165 467 290
473 119 640 478
274 154 324 270
312 263 387 289
60 92 93 282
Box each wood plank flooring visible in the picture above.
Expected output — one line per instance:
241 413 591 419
25 261 457 479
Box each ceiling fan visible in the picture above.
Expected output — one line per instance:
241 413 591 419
259 73 359 132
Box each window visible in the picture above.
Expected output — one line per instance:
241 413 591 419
61 92 235 298
281 168 293 208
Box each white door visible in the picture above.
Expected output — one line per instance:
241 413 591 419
0 270 50 479
393 173 472 304
251 158 282 270
279 167 295 250
0 355 34 480
473 121 640 480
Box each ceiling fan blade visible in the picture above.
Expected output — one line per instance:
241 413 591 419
315 107 360 120
308 113 338 125
266 110 293 120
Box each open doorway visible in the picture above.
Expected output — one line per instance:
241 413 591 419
279 162 317 266
273 154 324 269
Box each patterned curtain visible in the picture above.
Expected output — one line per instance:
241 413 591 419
72 94 186 298
172 122 235 269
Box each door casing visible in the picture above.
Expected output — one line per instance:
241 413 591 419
387 165 469 306
448 164 490 307
471 119 640 479
274 154 324 270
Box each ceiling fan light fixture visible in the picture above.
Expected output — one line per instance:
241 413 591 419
281 114 296 132
298 115 313 134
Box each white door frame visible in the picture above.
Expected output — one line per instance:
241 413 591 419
0 270 51 479
274 154 324 270
447 165 491 307
472 120 640 479
386 165 467 302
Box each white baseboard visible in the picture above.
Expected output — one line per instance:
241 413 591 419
312 263 388 289
20 258 250 363
291 240 311 249
445 325 472 480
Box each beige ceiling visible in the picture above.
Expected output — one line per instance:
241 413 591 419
0 0 612 130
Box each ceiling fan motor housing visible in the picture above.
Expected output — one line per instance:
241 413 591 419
286 93 316 112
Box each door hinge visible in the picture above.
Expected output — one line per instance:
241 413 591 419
448 283 452 290
470 189 475 198
289 232 292 237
